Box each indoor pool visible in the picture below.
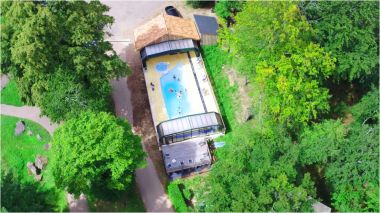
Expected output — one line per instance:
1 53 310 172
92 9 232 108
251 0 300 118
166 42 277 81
160 63 203 119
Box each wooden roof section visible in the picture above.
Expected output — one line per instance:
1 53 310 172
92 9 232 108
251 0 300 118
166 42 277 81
134 14 200 51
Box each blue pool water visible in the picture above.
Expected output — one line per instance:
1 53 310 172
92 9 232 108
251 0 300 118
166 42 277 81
160 63 192 119
156 62 168 72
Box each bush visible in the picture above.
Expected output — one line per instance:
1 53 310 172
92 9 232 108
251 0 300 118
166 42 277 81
168 181 188 212
186 0 210 8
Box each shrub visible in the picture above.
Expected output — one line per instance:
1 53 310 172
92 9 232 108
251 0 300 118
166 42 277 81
168 181 188 212
186 0 210 8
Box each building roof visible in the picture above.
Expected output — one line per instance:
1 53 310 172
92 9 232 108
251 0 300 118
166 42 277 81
162 139 211 173
134 14 200 51
157 112 223 137
194 15 219 35
141 39 198 63
312 202 331 213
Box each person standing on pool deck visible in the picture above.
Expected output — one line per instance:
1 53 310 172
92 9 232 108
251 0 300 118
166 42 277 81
150 82 155 91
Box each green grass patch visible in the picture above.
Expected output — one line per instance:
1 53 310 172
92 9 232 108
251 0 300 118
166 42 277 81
1 115 67 212
0 79 24 106
202 45 238 130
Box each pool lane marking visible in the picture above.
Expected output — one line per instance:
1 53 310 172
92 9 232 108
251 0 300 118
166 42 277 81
187 52 207 113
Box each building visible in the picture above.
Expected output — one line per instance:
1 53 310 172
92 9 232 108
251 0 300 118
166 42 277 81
193 15 219 46
134 13 225 178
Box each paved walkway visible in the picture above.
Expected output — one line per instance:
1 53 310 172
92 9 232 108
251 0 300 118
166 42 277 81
101 1 174 212
0 104 58 135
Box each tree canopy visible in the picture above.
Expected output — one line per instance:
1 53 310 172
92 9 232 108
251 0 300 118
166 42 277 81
298 89 379 211
300 1 379 82
51 111 145 196
299 119 346 166
219 1 335 130
1 1 129 121
200 123 316 212
214 0 245 20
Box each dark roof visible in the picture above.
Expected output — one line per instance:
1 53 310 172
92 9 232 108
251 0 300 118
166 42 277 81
162 139 211 173
194 15 219 35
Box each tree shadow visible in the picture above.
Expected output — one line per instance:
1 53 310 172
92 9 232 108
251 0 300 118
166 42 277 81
87 180 145 212
1 171 63 212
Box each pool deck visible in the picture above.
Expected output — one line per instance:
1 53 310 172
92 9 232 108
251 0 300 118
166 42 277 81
143 50 220 129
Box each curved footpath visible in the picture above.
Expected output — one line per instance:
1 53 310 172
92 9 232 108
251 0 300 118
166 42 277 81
0 104 89 212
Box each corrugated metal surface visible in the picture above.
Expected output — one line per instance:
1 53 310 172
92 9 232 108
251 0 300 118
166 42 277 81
159 112 221 136
144 39 196 57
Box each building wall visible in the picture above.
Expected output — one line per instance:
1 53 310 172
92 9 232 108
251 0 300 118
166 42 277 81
200 34 217 46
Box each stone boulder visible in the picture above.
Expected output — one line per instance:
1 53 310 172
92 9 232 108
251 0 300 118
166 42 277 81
15 121 25 136
35 155 48 170
44 143 51 150
35 174 42 181
27 162 37 176
27 130 33 136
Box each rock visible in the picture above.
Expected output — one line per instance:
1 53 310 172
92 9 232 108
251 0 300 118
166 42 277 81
35 155 48 170
27 130 33 136
35 174 42 181
15 121 25 136
27 162 37 175
36 134 42 141
43 143 51 150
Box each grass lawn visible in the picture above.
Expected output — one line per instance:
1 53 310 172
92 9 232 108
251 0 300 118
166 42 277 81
1 115 67 212
201 45 238 130
0 79 24 106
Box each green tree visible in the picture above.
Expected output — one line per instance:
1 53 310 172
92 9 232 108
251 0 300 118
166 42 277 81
1 1 129 121
200 123 316 212
299 120 346 166
186 0 210 9
326 122 379 212
219 2 335 130
300 1 379 81
214 0 245 20
1 170 58 212
350 87 379 125
298 90 379 211
325 89 379 211
51 111 145 196
255 43 334 130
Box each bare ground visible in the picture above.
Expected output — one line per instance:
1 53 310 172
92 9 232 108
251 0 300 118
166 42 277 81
225 67 253 124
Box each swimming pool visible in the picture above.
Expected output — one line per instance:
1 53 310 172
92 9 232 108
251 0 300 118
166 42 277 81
160 63 204 119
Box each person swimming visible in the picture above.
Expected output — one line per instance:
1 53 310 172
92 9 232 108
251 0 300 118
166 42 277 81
169 88 174 93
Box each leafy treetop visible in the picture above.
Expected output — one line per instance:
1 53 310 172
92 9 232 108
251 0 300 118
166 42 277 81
51 110 145 197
